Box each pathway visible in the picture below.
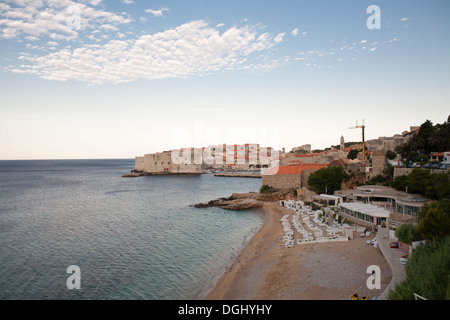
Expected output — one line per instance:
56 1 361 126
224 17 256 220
376 228 406 300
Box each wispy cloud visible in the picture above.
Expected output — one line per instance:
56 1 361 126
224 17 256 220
274 33 285 43
291 28 308 37
282 33 397 70
145 8 170 17
400 17 409 22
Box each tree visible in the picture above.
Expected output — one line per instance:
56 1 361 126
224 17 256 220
405 169 431 195
383 164 394 183
410 134 426 153
435 121 450 152
307 166 349 194
394 118 449 161
428 130 442 153
417 200 450 241
392 174 408 192
395 223 421 244
386 149 397 160
392 169 450 201
347 149 359 160
387 236 450 300
424 172 450 201
417 120 435 154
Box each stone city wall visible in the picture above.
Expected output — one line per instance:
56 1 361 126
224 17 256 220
262 174 302 190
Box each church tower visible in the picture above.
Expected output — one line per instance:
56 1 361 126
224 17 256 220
340 135 345 150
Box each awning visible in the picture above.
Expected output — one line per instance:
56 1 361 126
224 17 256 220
338 202 390 218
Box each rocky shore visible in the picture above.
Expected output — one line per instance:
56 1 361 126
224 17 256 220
194 197 263 210
193 190 295 211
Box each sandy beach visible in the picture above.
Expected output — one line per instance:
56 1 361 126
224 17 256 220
202 201 392 300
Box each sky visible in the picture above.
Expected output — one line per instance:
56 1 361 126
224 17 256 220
0 0 449 160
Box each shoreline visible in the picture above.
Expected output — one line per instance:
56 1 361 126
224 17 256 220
123 171 261 178
213 172 261 178
196 207 267 300
122 171 204 177
201 200 392 300
199 202 276 300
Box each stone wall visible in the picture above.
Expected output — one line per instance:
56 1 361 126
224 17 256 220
393 167 413 179
135 150 204 174
135 156 145 172
368 151 386 179
393 167 448 179
301 170 316 190
261 170 319 190
135 145 277 173
297 187 318 202
281 150 348 166
261 174 302 190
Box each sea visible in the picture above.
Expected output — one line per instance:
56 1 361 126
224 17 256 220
0 159 264 300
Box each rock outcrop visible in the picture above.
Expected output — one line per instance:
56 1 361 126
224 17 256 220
194 197 263 210
193 189 296 211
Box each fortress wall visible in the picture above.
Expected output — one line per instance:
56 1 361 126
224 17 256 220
135 156 145 171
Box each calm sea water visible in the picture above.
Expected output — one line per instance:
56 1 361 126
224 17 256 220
0 159 263 300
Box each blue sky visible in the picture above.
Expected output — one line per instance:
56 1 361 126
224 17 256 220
0 0 449 159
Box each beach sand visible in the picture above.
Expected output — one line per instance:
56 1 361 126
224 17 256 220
202 201 392 300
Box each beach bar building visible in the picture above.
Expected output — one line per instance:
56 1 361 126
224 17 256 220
334 185 432 218
338 202 390 227
313 194 343 206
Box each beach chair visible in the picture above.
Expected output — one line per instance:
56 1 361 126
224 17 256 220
349 293 359 300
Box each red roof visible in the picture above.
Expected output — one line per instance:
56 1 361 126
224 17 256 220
328 158 352 167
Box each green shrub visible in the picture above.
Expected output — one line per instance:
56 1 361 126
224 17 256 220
307 166 349 194
417 200 450 241
388 236 450 300
260 184 277 194
395 223 421 244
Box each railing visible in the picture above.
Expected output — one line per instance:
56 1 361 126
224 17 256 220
413 293 427 300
